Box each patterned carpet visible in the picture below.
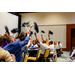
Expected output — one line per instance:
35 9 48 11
57 51 72 62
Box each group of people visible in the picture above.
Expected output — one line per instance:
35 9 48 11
0 25 63 62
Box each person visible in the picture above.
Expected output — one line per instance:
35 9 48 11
0 34 15 62
54 41 58 48
49 41 54 56
18 32 26 41
56 41 63 57
70 49 75 62
3 25 33 62
41 34 49 46
2 32 10 48
56 41 62 49
34 32 50 61
3 30 30 62
21 36 32 54
30 40 38 48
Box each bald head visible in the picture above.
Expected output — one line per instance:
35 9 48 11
0 34 3 46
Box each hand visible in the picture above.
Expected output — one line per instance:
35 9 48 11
16 33 18 36
30 25 33 28
29 25 33 31
34 32 36 36
27 30 30 36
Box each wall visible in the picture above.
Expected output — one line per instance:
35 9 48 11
20 12 75 25
0 12 18 36
20 12 75 49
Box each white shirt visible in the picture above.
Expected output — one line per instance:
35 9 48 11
56 43 62 49
40 42 50 55
49 44 54 54
30 44 38 48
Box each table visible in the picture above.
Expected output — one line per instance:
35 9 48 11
28 48 41 56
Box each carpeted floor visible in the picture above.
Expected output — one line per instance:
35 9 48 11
57 51 72 62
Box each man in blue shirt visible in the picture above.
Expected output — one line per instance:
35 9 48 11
3 30 30 62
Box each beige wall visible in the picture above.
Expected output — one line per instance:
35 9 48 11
20 12 75 25
0 12 18 36
20 12 75 48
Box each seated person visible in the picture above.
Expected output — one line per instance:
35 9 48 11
30 40 38 48
3 30 31 62
36 40 40 48
56 41 63 56
41 34 49 46
54 41 58 48
21 36 32 54
18 32 26 41
49 41 54 56
0 34 15 62
70 49 75 62
34 32 50 61
2 32 10 48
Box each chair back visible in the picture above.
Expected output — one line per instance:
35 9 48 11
44 49 50 58
36 49 41 59
24 54 28 62
22 52 24 62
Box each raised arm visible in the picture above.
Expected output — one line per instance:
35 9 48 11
21 38 32 52
20 30 30 47
41 34 44 41
29 25 33 31
48 34 50 40
34 32 40 43
14 33 18 41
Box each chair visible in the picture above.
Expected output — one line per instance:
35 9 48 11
27 49 41 62
22 52 24 62
42 49 50 62
24 53 29 62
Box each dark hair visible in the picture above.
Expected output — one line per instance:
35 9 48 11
42 40 46 43
19 32 25 38
0 34 3 46
6 36 13 43
49 41 53 45
19 32 26 41
19 36 25 41
18 32 26 41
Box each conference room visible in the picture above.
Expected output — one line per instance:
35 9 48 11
0 12 75 62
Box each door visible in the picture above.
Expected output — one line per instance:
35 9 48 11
71 29 75 48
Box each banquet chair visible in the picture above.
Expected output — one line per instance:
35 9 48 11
42 49 50 62
27 49 41 62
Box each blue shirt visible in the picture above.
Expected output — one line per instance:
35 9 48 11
3 36 30 62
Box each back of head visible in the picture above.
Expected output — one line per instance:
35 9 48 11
42 40 46 43
19 32 26 41
0 34 3 46
49 41 53 45
19 32 25 38
6 36 13 43
54 41 57 45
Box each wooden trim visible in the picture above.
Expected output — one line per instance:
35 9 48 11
66 24 75 51
62 48 67 51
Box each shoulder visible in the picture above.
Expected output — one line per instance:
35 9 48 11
4 50 13 62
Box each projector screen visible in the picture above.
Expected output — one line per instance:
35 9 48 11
0 12 18 36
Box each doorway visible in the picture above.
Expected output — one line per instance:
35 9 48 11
71 29 75 49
